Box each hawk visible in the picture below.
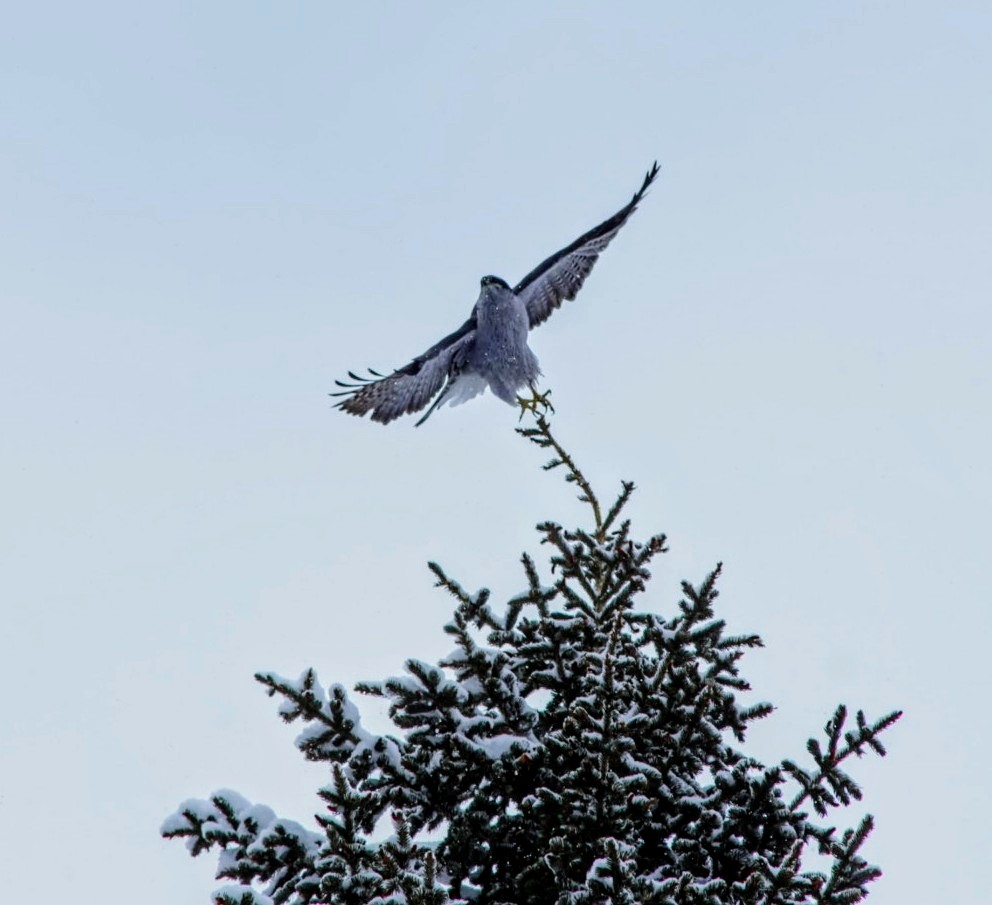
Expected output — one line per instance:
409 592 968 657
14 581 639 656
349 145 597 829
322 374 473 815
333 162 659 426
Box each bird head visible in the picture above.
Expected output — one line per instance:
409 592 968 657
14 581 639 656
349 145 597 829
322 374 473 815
480 275 511 291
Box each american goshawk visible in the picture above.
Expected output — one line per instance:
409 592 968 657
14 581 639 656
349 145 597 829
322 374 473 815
333 162 659 426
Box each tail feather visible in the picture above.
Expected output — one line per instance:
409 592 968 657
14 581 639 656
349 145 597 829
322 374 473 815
415 373 488 427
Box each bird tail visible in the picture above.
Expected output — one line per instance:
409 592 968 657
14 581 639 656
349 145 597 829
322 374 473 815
415 373 488 427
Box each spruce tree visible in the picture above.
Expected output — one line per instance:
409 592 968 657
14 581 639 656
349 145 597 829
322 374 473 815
163 416 900 904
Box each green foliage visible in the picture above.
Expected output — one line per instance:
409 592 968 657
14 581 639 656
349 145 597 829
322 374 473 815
163 416 900 904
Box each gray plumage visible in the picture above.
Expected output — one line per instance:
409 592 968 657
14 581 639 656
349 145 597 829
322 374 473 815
333 162 659 426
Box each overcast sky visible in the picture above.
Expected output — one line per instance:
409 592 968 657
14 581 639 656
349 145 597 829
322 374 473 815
2 3 990 903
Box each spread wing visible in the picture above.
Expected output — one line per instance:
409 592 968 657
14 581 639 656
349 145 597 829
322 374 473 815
332 316 476 424
515 162 659 330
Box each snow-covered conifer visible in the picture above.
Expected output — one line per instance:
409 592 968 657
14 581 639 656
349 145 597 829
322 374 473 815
164 416 900 904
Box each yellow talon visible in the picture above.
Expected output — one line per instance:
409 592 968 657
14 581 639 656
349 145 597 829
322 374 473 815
516 386 555 421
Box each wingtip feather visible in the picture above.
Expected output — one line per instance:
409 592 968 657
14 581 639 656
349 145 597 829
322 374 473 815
634 160 661 202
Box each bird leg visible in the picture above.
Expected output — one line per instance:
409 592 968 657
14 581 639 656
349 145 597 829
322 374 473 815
517 385 555 421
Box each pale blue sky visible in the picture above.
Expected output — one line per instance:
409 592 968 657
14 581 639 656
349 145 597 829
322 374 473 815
2 3 990 903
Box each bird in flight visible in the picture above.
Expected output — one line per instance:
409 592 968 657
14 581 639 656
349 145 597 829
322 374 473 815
333 161 659 426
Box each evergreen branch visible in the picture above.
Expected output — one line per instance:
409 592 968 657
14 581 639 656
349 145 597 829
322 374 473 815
213 887 271 905
594 519 635 602
538 521 601 606
256 670 338 731
254 671 389 767
161 791 321 904
601 481 636 535
557 577 598 618
816 814 880 904
847 708 900 758
754 838 809 905
633 532 669 567
508 551 557 624
517 415 603 533
428 562 495 627
678 564 723 625
570 522 650 606
316 765 380 846
787 708 902 815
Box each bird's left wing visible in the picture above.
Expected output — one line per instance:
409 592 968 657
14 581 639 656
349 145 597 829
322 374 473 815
332 316 476 424
515 162 659 330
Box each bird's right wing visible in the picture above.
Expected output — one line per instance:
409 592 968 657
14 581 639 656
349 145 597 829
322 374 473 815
332 316 477 424
515 162 659 329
